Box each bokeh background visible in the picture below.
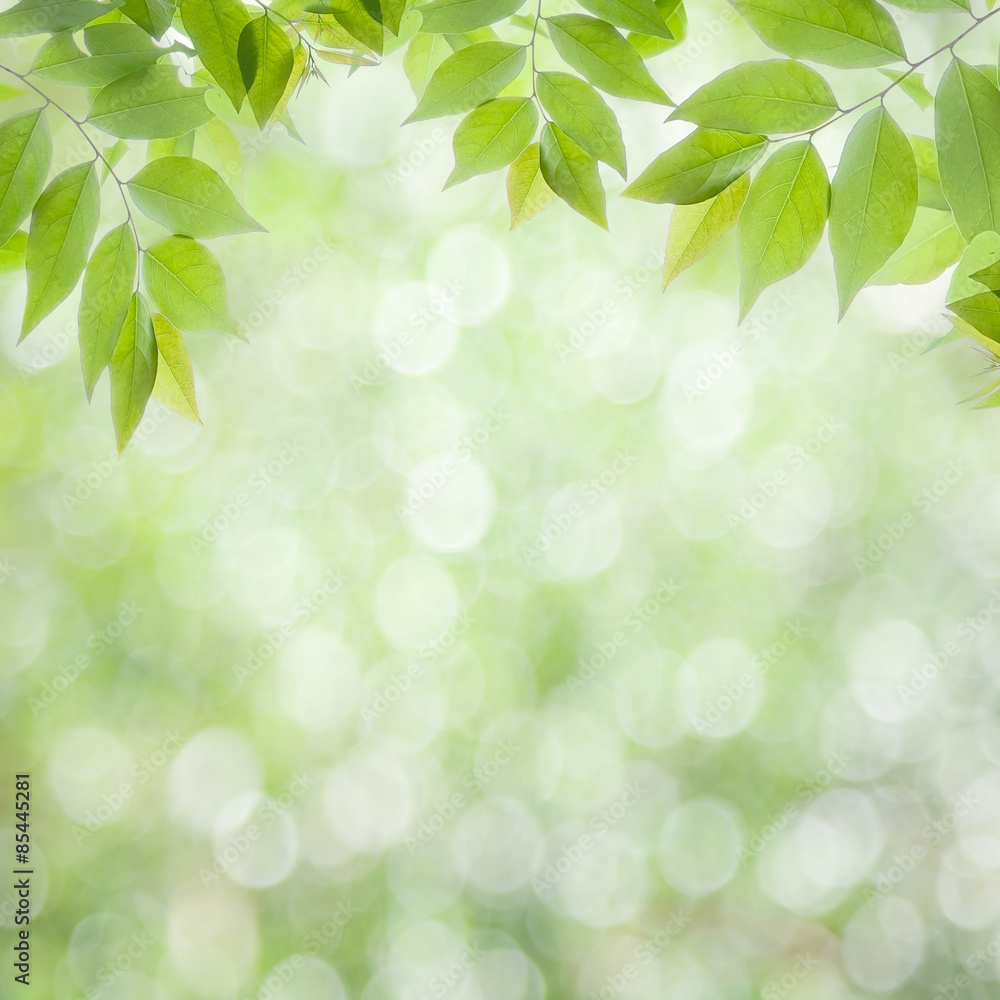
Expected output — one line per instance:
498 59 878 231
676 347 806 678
5 2 1000 998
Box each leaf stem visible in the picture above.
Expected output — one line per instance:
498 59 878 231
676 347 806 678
530 0 549 122
0 64 142 256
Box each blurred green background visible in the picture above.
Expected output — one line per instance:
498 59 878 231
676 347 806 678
5 2 1000 999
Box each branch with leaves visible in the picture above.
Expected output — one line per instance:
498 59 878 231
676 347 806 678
4 0 1000 453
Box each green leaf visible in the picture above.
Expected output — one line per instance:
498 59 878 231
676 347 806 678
539 121 607 230
194 117 244 189
909 133 949 212
110 292 158 453
537 71 626 178
33 23 163 85
403 31 453 97
879 68 933 110
947 231 1000 303
143 235 240 337
576 0 671 40
416 0 526 33
237 15 296 126
128 155 263 238
882 0 968 10
663 173 749 288
179 0 250 111
87 65 213 139
871 207 964 286
628 0 684 58
0 0 122 37
670 60 838 134
152 312 201 423
935 59 1000 243
733 0 906 69
950 291 1000 346
623 129 766 205
21 162 100 341
121 0 175 37
738 141 829 318
445 96 536 187
0 230 26 272
0 109 52 248
828 106 917 317
506 141 556 229
79 222 138 400
323 0 384 54
404 41 525 122
546 14 671 105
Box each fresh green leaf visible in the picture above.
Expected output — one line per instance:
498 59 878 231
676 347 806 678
909 133 949 212
128 155 263 238
880 68 933 110
88 65 213 139
733 0 906 69
0 109 52 248
872 207 964 286
0 229 25 272
445 96 536 187
882 0 968 10
121 0 175 37
947 231 1000 303
663 173 749 288
738 141 829 318
670 60 838 134
323 0 384 54
152 312 201 423
628 0 684 58
546 14 671 105
539 121 607 230
79 222 138 400
623 129 766 205
576 0 672 40
179 0 250 111
936 59 1000 242
828 106 917 316
537 71 626 178
0 0 122 37
110 291 158 453
506 141 556 229
417 0 526 33
403 31 453 97
238 15 296 126
33 23 163 85
404 41 525 122
143 235 241 337
21 162 100 341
